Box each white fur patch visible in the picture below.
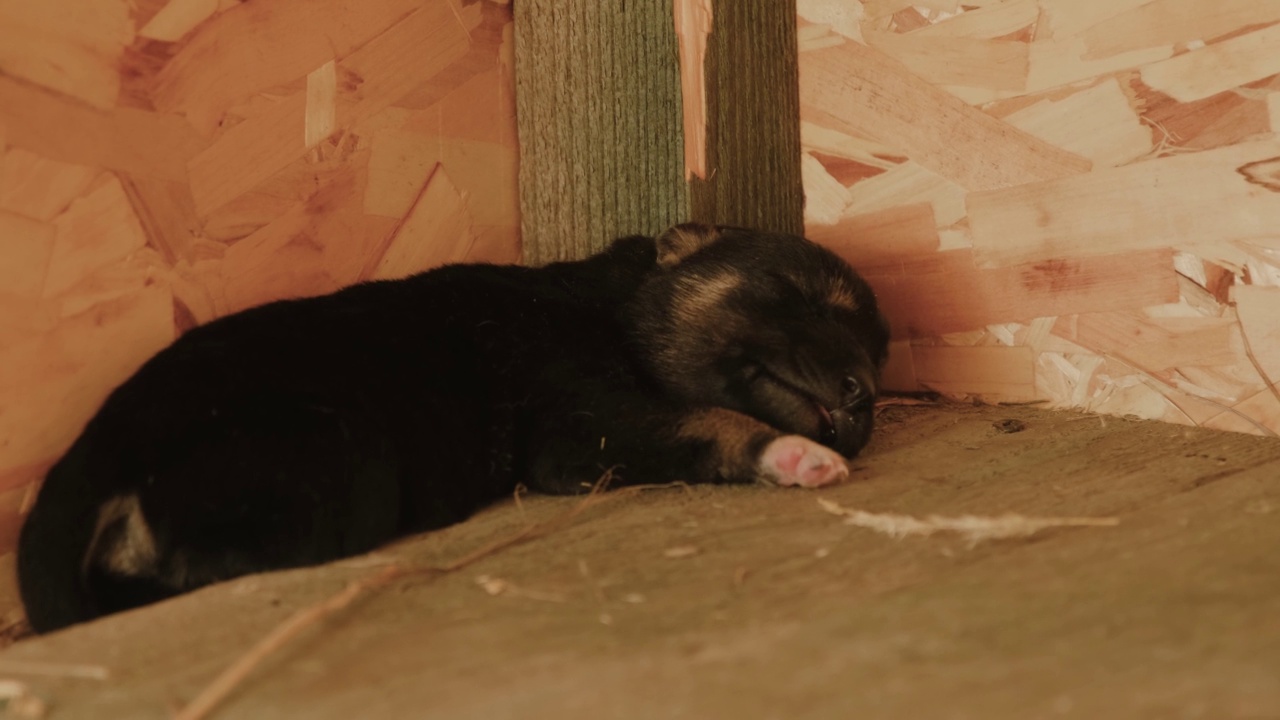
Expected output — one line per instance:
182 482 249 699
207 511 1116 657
89 494 159 576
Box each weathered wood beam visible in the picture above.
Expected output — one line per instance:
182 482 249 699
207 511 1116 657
514 0 802 264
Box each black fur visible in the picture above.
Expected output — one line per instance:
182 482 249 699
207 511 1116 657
17 225 889 633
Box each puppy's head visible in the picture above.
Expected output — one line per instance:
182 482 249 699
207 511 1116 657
627 223 890 458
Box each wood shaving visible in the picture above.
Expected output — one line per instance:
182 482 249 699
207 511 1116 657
0 661 108 680
818 498 1119 546
475 575 509 596
473 575 566 603
172 478 687 720
663 546 700 558
0 679 47 719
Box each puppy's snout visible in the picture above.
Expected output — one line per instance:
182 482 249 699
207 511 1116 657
841 374 874 409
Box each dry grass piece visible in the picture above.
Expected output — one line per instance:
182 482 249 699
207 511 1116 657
818 498 1119 546
0 661 107 681
172 476 685 720
663 545 700 558
474 575 567 603
172 564 401 720
0 679 46 719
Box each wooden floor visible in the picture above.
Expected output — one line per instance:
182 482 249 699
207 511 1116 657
3 403 1279 719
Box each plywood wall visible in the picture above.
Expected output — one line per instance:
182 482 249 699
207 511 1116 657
797 0 1280 437
0 0 519 559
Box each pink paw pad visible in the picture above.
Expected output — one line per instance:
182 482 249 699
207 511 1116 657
760 435 850 488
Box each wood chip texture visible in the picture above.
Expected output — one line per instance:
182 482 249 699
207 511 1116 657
798 6 1280 438
0 0 520 569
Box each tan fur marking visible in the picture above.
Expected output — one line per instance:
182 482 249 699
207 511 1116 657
677 407 779 481
656 223 721 267
826 281 859 311
672 272 744 324
88 494 159 576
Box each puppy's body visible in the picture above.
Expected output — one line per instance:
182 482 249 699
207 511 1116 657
18 226 889 633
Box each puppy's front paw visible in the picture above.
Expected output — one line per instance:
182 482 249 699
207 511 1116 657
759 435 850 488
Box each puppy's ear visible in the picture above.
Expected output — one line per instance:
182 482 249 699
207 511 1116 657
655 223 721 268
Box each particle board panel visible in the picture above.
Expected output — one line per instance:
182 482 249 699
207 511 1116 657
1024 38 1173 96
863 31 1029 92
845 161 968 227
1035 0 1158 41
0 286 173 482
0 149 101 222
967 139 1280 268
186 1 471 215
865 248 1179 339
809 151 891 187
801 152 852 225
364 130 441 219
863 0 958 18
215 172 383 315
799 121 904 170
808 202 940 270
429 67 520 147
909 0 1038 39
304 62 339 150
799 38 1092 193
911 345 1039 401
388 1 508 113
1234 285 1280 386
0 212 56 300
436 139 519 233
799 1 1280 434
1078 0 1280 59
795 0 864 41
43 177 149 299
998 79 1153 168
137 0 224 42
118 175 202 266
465 224 521 266
152 0 422 133
1135 82 1276 154
879 339 917 392
1053 313 1240 372
0 77 205 182
1203 387 1280 435
370 166 474 281
1140 23 1280 103
0 0 133 109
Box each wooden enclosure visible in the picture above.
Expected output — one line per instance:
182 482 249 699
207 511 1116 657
1 0 1279 631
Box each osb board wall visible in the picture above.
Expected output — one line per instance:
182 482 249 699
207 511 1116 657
0 0 520 559
796 0 1280 437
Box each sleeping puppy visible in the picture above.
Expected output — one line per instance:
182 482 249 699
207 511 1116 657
17 224 890 633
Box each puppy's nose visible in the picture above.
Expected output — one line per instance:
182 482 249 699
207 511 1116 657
841 375 873 408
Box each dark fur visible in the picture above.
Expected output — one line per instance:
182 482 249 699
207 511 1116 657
17 225 889 633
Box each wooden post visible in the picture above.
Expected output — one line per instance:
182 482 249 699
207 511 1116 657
691 3 803 237
514 0 802 264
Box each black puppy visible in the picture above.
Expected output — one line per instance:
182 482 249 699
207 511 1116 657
17 224 889 633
